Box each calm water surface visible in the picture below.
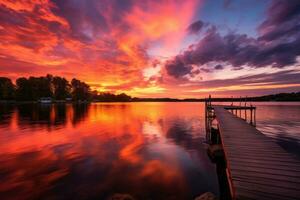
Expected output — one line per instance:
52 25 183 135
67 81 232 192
0 102 218 200
253 102 300 159
0 102 299 199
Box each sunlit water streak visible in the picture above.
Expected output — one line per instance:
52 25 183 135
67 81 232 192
0 102 299 199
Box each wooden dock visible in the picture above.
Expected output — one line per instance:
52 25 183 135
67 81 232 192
206 103 300 200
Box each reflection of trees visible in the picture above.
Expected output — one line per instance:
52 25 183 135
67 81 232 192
0 104 14 125
53 104 67 124
0 103 91 129
71 103 90 126
18 104 51 123
16 104 68 128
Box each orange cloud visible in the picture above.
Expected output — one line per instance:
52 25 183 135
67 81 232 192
0 0 203 97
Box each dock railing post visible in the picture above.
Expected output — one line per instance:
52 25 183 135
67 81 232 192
205 95 215 142
244 96 247 121
239 96 242 117
250 105 253 125
205 99 208 134
254 108 256 126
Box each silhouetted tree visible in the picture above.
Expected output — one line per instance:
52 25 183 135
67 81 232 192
0 77 15 100
52 76 71 100
28 76 52 100
116 93 131 102
98 93 116 102
4 75 131 102
71 78 91 101
16 76 52 100
16 77 32 100
94 92 132 102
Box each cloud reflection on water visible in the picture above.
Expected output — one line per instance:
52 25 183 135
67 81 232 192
0 102 218 199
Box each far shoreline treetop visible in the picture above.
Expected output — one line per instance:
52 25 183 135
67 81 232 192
1 75 300 102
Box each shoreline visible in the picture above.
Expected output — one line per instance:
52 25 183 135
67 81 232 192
1 100 300 104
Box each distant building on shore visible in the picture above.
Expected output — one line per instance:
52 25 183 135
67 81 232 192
38 97 52 104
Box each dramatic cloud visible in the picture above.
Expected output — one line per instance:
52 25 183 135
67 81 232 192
165 57 193 78
214 65 223 70
258 0 300 42
0 0 299 97
187 20 204 34
165 0 300 79
0 0 198 96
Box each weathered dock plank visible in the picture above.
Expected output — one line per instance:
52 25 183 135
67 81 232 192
212 106 300 200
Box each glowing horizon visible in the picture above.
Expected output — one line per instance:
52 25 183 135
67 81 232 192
0 0 300 98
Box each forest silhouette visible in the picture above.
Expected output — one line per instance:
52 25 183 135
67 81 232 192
1 75 300 102
0 75 131 102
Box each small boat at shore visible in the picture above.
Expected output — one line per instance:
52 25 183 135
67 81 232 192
38 97 52 104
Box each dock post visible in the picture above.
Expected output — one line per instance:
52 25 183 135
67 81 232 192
205 99 208 133
208 94 211 109
244 96 247 121
250 106 253 125
254 108 256 126
239 96 242 117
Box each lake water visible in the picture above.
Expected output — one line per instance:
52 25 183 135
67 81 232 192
253 102 300 159
0 102 299 199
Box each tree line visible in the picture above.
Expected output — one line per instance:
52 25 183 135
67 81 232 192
0 75 132 102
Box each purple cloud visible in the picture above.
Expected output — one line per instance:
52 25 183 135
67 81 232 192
165 56 193 78
49 0 109 42
214 64 224 70
187 20 204 34
258 0 300 42
165 0 300 78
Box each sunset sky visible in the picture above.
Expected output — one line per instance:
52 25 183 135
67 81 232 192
0 0 300 98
